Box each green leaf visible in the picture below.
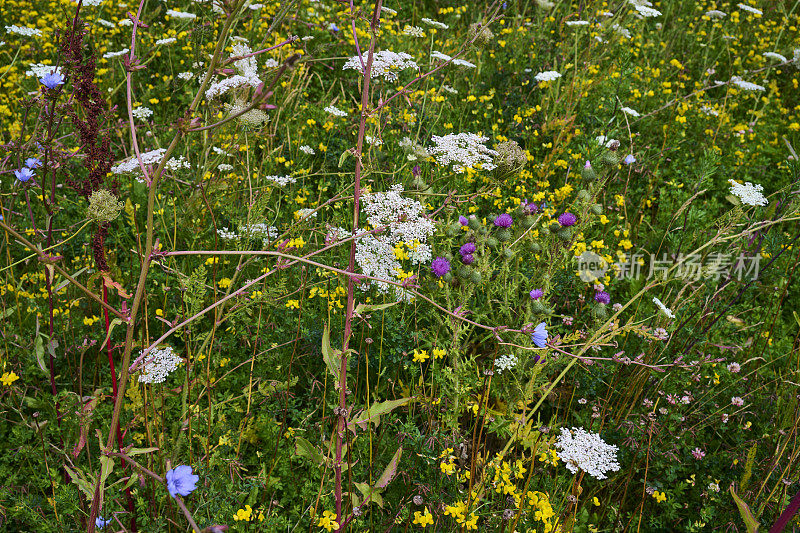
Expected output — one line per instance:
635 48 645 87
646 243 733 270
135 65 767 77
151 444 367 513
730 484 760 533
295 437 326 466
34 334 47 374
127 447 159 456
99 318 123 353
354 301 400 315
99 455 114 485
321 325 341 388
2 306 15 319
348 397 412 435
63 465 95 500
375 447 402 489
354 482 384 509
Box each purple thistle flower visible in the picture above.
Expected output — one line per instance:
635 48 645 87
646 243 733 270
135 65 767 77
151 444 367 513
431 257 451 278
594 291 611 305
584 160 592 169
459 242 476 256
531 322 548 348
524 202 539 214
166 465 199 498
461 253 475 265
39 72 65 90
529 288 544 300
557 212 577 227
14 168 34 182
459 215 469 226
494 213 513 228
624 154 636 165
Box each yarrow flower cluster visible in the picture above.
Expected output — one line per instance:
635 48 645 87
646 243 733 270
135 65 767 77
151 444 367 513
5 25 42 37
265 175 297 187
555 427 621 480
131 106 154 120
428 133 497 173
342 50 419 82
728 179 768 206
494 352 518 373
138 346 182 384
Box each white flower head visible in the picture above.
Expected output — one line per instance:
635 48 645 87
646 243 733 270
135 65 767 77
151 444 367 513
737 3 762 15
621 106 640 117
729 179 768 206
421 18 448 29
730 76 765 91
535 70 561 82
342 50 418 82
138 346 182 384
763 52 787 62
652 297 676 319
555 427 621 480
428 133 498 173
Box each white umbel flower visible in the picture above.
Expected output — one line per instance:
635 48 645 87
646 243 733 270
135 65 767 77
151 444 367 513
421 18 448 29
621 106 640 117
342 50 418 82
534 70 561 82
265 175 297 187
429 133 497 173
403 25 425 37
138 346 182 384
5 25 42 36
704 10 727 18
652 297 676 319
494 353 518 373
111 148 166 175
737 3 762 15
565 20 590 26
166 9 197 19
730 76 765 91
324 104 348 117
729 179 768 206
763 52 787 62
555 427 621 480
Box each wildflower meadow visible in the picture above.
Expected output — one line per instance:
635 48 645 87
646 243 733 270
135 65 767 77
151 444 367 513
2 0 800 531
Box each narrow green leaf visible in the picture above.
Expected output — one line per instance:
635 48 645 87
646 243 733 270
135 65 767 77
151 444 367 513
730 484 760 533
295 437 325 466
321 325 341 388
354 301 400 315
348 397 412 434
34 334 47 374
375 447 402 489
127 447 159 456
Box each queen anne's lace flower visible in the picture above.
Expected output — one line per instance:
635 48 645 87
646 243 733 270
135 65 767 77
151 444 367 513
342 50 418 82
535 70 561 82
494 353 518 373
324 104 348 117
620 106 640 117
652 297 676 319
5 25 42 36
763 52 787 62
265 175 296 186
737 3 762 15
421 18 448 29
555 427 621 480
730 76 765 91
704 10 727 18
166 9 196 19
729 179 768 206
138 346 182 384
428 133 497 173
430 51 476 68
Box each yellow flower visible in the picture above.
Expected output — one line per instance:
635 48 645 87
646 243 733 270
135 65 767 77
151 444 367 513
218 278 232 289
412 349 429 363
318 510 339 531
653 491 667 503
286 300 301 309
432 348 446 360
413 507 434 527
234 505 253 521
1 371 20 386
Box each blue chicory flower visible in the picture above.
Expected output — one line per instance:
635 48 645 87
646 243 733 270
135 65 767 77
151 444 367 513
15 168 35 182
95 516 112 529
623 154 636 165
25 158 42 169
166 465 199 498
39 72 65 90
531 322 548 348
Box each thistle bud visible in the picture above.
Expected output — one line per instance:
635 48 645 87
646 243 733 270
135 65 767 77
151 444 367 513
557 227 573 242
528 242 541 253
468 216 481 231
577 189 591 202
502 248 515 259
591 204 603 215
486 236 499 248
496 229 512 242
593 303 608 320
469 270 482 284
581 161 597 182
531 300 545 314
602 150 620 167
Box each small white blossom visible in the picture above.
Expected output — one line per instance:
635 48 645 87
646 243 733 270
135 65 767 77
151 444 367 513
737 3 762 15
494 353 518 373
131 106 153 120
5 25 42 37
103 48 130 59
621 106 640 117
155 37 178 46
166 9 197 19
324 104 348 117
25 63 62 78
731 396 745 407
421 18 448 29
138 346 182 384
428 133 497 173
652 297 675 319
177 71 194 80
763 51 787 62
729 179 768 206
299 145 315 154
730 76 765 91
566 20 590 26
265 175 297 187
403 25 425 37
535 70 561 82
555 427 621 480
342 50 418 82
704 10 727 18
